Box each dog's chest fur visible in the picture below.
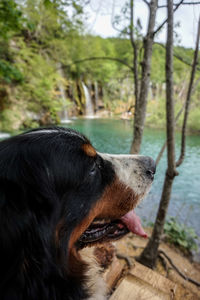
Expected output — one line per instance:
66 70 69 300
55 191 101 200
80 248 107 300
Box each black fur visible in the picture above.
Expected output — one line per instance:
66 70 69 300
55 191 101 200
0 127 114 300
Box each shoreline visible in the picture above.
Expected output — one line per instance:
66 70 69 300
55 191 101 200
1 114 200 136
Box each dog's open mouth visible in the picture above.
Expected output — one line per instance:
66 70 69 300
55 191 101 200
76 210 147 249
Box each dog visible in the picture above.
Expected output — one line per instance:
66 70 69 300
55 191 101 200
0 127 156 300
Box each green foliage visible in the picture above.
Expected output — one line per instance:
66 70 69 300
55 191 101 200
0 0 24 84
151 45 165 84
0 0 86 130
15 40 64 118
164 217 198 254
146 98 166 128
187 108 200 132
0 0 23 39
0 60 23 83
0 0 199 132
0 108 22 132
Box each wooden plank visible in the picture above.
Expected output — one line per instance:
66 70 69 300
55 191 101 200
129 261 176 295
104 256 125 290
109 261 177 300
110 275 172 300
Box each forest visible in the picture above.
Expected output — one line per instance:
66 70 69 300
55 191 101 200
0 0 200 133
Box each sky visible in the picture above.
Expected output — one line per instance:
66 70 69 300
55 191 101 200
84 0 200 49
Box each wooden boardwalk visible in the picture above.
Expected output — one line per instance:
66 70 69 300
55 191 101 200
109 261 176 300
104 257 199 300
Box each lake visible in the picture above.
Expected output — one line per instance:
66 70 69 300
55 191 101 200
63 118 200 239
1 118 199 253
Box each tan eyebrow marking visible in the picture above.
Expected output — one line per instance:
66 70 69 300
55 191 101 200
82 143 97 157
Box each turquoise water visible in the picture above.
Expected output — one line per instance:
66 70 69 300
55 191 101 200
63 118 200 237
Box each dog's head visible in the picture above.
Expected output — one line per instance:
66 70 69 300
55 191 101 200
0 127 155 299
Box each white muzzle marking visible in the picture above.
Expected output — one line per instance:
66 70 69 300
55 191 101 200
99 153 155 201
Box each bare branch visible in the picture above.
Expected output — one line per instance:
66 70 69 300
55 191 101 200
111 1 130 34
130 0 139 103
130 0 158 154
156 142 167 165
111 20 125 34
142 0 150 7
63 57 134 72
159 250 200 287
136 1 177 269
156 73 200 166
156 102 185 165
174 52 194 67
176 16 200 167
158 1 200 8
180 1 200 4
155 42 200 71
165 0 177 177
174 51 200 71
110 0 121 33
153 0 184 36
130 0 135 48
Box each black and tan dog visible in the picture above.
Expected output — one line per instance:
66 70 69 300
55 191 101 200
0 127 156 300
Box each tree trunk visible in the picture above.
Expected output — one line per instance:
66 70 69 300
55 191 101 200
156 102 186 165
138 6 200 270
155 15 200 166
130 0 158 154
137 173 175 268
138 0 177 268
176 16 200 167
130 0 139 109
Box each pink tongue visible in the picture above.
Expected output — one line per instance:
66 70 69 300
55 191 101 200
121 210 148 238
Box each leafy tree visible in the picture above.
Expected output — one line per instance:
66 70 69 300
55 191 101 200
0 0 24 83
0 0 200 133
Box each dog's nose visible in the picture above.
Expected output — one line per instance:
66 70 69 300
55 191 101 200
143 156 156 180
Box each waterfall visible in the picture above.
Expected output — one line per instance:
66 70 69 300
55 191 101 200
57 64 71 123
82 82 94 117
0 132 10 139
94 81 99 112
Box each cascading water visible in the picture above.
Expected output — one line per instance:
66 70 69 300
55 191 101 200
57 63 71 123
0 133 10 139
82 82 94 117
94 81 99 112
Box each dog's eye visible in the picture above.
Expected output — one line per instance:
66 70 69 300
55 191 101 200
89 164 97 176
